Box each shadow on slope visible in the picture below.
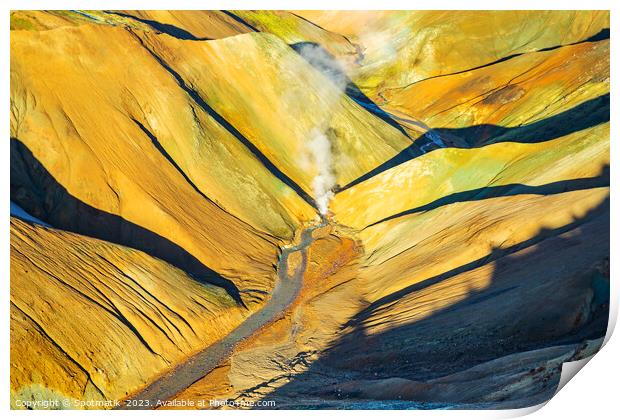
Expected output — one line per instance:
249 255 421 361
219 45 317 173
340 93 609 191
366 164 610 228
10 138 246 307
258 195 609 408
105 11 209 41
220 10 260 32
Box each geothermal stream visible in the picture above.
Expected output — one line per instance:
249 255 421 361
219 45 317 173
118 216 329 409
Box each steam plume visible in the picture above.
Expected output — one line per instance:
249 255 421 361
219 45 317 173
307 130 336 215
295 43 350 215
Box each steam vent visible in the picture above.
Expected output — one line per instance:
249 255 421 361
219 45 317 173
10 10 610 410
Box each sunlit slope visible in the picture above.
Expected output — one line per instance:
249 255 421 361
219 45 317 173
332 122 609 229
138 30 412 195
11 22 321 296
113 10 253 39
10 10 157 32
231 10 357 60
295 11 608 95
359 188 608 301
332 17 609 229
10 218 246 407
10 10 82 31
10 10 250 39
381 39 609 137
11 10 413 206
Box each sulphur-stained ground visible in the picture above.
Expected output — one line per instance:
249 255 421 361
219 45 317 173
10 10 609 409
